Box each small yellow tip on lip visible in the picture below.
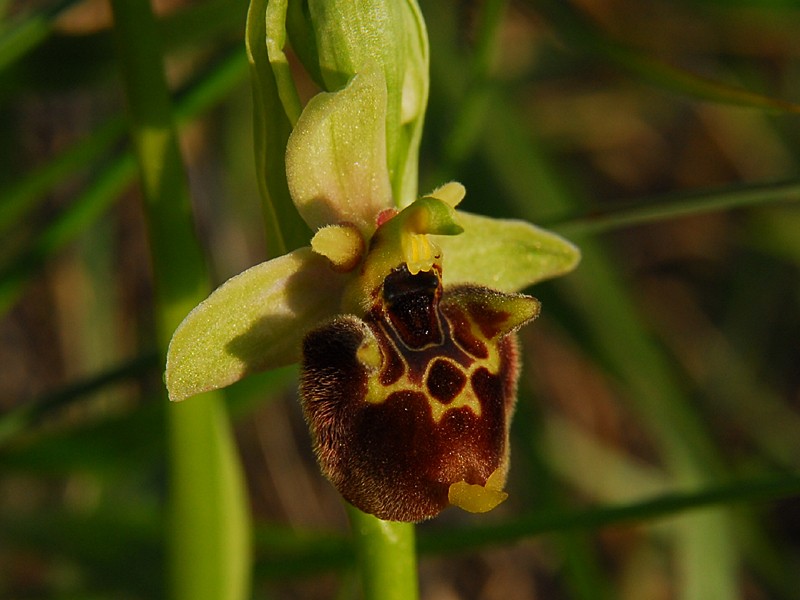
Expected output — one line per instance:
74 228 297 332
448 468 508 514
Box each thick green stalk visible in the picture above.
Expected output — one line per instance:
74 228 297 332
109 2 250 600
346 505 418 600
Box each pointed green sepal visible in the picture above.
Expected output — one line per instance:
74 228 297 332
245 0 311 256
435 211 581 292
166 248 347 401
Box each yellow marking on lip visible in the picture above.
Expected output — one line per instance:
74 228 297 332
356 336 383 370
427 389 481 423
363 347 484 424
359 299 507 424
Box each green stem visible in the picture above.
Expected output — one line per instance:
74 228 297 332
109 2 250 600
346 505 418 600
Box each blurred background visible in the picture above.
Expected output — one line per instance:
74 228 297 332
2 0 800 598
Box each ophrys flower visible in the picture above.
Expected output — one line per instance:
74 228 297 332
166 2 580 522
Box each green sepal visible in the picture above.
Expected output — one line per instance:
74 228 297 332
165 248 347 401
435 211 581 292
264 0 302 125
285 67 393 235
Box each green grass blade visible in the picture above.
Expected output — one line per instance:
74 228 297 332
418 474 800 556
2 0 247 93
0 117 126 235
0 0 76 71
483 97 740 598
0 352 157 447
9 474 795 588
531 0 800 114
0 507 165 598
0 153 136 315
552 178 800 236
0 48 249 317
109 2 250 599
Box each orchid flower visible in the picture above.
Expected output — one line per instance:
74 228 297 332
165 0 580 522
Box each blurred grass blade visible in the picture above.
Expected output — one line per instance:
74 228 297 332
109 2 250 599
0 0 76 71
0 116 126 235
0 153 136 315
418 474 800 556
255 475 800 577
3 0 247 93
0 367 295 475
532 0 800 114
432 0 509 179
10 474 795 590
0 402 166 475
0 352 157 447
552 178 800 236
0 507 165 598
0 48 249 317
483 94 740 599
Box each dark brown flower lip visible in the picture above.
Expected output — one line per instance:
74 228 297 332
300 261 539 522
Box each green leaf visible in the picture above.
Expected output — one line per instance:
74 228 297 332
165 248 346 401
435 211 581 292
285 68 393 234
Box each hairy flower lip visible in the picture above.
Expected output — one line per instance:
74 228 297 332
300 255 540 521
